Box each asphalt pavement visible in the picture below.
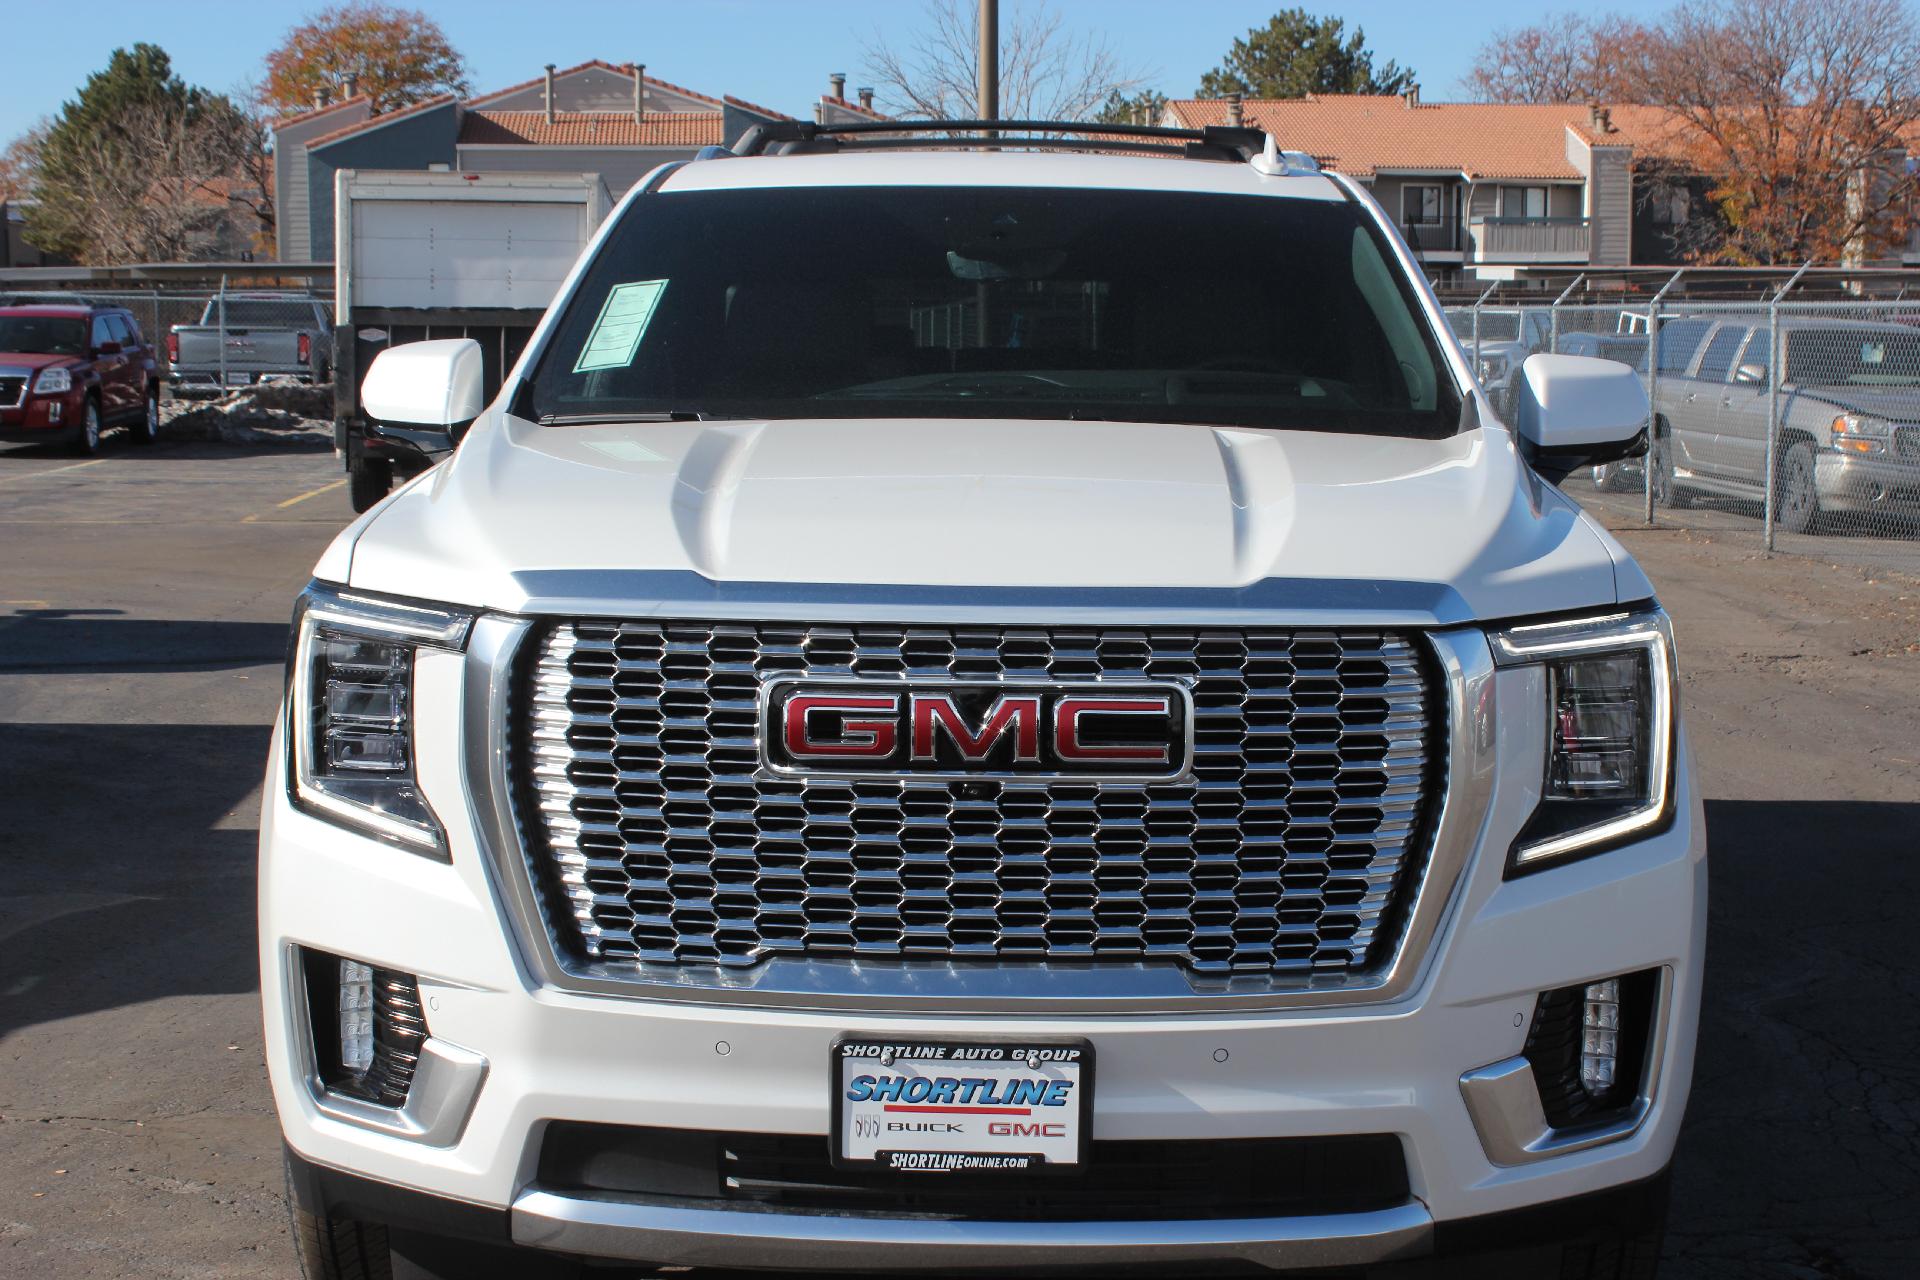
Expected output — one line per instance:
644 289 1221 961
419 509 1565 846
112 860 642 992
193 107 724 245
0 428 1916 1279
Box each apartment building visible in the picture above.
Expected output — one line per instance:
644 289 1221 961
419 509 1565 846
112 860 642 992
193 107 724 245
270 62 792 262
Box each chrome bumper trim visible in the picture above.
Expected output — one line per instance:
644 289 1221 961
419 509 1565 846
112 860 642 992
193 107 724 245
510 1190 1434 1271
284 945 488 1147
305 1038 488 1147
1459 966 1673 1166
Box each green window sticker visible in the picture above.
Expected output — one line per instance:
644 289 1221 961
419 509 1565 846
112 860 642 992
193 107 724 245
573 280 668 373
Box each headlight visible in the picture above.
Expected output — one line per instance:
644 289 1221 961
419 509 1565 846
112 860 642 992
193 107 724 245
33 367 72 394
287 581 474 855
1490 608 1677 875
1831 413 1892 455
1477 353 1509 383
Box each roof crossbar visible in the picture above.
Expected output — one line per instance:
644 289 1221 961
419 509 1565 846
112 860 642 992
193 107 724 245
729 119 1272 164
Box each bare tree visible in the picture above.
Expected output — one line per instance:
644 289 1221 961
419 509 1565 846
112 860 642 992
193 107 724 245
0 123 48 202
64 97 264 262
1636 0 1920 263
1462 14 1655 104
863 0 1148 121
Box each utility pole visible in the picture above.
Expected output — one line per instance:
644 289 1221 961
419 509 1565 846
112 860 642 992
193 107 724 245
978 0 999 122
976 0 999 349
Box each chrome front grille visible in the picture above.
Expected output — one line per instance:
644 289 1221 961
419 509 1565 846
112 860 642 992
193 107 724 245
514 620 1440 978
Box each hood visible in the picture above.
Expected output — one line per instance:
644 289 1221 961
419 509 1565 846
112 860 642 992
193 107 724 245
1791 384 1920 422
0 352 81 373
337 413 1626 626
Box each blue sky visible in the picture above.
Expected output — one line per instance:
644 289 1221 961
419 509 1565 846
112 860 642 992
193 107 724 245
2 0 1679 142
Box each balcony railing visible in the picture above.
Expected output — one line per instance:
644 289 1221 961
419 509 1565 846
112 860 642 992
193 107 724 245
1399 218 1463 255
1470 216 1590 263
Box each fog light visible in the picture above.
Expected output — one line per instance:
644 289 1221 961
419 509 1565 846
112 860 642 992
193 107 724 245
338 959 376 1073
301 948 427 1107
1581 978 1621 1095
1524 968 1660 1128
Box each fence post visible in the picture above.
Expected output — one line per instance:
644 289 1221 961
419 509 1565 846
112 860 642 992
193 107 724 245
216 274 228 391
1642 269 1685 524
1762 261 1811 553
1470 281 1497 383
1549 273 1585 354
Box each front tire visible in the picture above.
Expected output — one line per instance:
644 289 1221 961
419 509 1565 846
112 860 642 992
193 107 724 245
349 454 394 513
71 397 102 456
127 387 160 446
1775 439 1821 535
288 1174 392 1280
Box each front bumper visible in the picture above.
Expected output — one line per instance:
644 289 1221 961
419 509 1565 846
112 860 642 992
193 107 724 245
0 389 83 442
1815 449 1920 517
260 638 1707 1271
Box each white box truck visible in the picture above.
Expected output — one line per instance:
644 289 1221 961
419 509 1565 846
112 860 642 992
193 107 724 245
333 170 613 509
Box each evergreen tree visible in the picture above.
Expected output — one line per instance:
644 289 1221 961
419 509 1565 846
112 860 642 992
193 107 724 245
1199 10 1415 99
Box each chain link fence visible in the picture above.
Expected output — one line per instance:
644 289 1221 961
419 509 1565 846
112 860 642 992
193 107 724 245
0 286 336 396
1445 285 1920 578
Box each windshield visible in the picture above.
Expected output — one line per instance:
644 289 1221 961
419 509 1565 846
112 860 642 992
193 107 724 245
526 186 1461 436
0 315 87 356
1786 330 1920 386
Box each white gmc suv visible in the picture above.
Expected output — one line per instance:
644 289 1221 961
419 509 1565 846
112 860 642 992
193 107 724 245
262 121 1704 1279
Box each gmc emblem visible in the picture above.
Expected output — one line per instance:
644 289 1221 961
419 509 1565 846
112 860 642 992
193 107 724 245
761 680 1192 779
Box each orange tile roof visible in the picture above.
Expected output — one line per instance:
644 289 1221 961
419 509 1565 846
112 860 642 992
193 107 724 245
458 110 724 148
1168 95 1652 179
307 94 459 149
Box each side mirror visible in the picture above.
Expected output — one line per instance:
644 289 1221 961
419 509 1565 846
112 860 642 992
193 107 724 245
1511 353 1651 483
361 338 484 428
1734 362 1767 385
94 341 123 356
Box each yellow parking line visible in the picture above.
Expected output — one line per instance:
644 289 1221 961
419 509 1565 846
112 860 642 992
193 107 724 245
0 459 105 486
275 478 348 510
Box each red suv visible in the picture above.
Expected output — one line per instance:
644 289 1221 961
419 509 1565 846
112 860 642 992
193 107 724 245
0 305 162 455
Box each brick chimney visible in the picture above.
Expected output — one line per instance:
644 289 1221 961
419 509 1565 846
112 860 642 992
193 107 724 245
1589 103 1613 133
1228 92 1244 126
858 86 874 111
633 63 646 123
830 71 847 101
544 63 557 124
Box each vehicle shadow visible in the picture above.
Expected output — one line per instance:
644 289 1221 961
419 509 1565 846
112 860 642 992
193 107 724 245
1663 798 1920 1278
0 721 270 1039
0 611 288 674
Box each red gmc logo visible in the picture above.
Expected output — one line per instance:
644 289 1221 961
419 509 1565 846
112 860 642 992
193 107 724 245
762 681 1191 779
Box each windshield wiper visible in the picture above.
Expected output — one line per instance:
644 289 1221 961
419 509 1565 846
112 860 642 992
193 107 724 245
536 410 720 425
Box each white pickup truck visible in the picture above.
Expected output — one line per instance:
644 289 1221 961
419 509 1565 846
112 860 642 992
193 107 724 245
262 121 1703 1279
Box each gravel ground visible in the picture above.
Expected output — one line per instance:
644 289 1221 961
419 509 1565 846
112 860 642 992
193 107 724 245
0 437 1914 1278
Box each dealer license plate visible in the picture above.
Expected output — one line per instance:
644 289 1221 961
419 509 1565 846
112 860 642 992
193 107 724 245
226 372 251 386
831 1037 1092 1173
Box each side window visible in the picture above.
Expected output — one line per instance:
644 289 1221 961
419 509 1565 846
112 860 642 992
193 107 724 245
1694 327 1749 382
90 315 114 349
1735 330 1769 382
1654 319 1709 373
106 314 135 346
1400 185 1442 226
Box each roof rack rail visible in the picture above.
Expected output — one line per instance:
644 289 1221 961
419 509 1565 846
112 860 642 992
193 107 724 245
728 119 1273 164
